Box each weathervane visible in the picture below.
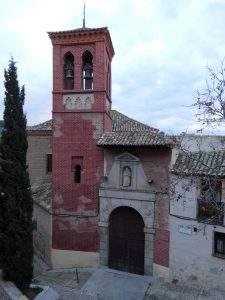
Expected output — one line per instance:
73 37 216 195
82 0 86 28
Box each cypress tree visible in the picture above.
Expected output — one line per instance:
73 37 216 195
0 58 33 291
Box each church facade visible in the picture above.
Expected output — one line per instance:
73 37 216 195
26 24 225 289
28 25 173 278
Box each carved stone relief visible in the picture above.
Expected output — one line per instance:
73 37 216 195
63 93 94 110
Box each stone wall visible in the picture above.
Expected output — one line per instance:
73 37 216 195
33 203 52 266
27 133 52 186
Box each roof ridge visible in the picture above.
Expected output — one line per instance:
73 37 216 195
110 109 158 132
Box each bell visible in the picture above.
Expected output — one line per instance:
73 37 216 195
65 68 74 79
84 69 93 80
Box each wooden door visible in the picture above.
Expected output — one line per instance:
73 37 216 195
109 206 144 275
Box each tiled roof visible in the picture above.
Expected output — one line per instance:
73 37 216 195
98 110 172 147
27 120 52 131
110 110 158 132
27 110 154 132
48 27 108 36
48 26 115 56
171 150 225 177
28 110 172 147
97 131 170 147
32 182 52 211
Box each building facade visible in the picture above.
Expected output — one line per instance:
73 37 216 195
26 24 225 287
27 25 173 277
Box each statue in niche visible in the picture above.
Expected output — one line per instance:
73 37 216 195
122 166 132 187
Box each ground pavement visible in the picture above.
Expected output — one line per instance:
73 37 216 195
33 257 225 300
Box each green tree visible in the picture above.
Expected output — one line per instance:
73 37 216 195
0 58 33 290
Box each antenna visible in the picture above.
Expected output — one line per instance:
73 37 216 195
82 0 86 28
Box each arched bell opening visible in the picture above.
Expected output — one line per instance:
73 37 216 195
64 52 74 90
82 51 93 90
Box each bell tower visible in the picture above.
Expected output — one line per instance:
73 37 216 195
48 27 114 267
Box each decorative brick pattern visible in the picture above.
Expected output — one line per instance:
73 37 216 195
50 27 114 252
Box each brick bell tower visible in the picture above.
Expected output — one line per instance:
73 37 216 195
48 26 114 267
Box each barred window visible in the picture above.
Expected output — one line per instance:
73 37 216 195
201 179 222 203
214 232 225 258
82 51 93 90
198 179 223 224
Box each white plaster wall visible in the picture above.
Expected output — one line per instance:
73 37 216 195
170 175 197 219
170 215 225 289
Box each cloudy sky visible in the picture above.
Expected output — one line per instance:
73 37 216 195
0 0 225 134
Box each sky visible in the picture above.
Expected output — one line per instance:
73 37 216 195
0 0 225 134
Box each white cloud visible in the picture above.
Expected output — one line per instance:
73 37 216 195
0 0 225 133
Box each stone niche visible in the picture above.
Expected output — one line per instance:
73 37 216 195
99 152 156 275
63 93 94 110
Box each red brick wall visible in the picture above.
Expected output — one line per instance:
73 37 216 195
154 228 170 267
51 30 113 252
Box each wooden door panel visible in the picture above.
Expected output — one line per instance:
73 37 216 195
109 207 144 275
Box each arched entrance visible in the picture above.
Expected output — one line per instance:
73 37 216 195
108 206 145 275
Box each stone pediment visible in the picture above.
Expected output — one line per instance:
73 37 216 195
115 152 139 162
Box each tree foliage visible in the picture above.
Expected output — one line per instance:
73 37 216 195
0 58 33 291
194 60 225 128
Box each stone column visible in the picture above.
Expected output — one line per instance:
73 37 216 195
144 227 155 275
98 221 109 266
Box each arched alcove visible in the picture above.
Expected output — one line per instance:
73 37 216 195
64 52 74 90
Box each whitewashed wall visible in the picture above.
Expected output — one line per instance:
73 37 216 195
170 173 225 289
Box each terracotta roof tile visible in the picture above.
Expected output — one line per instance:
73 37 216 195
27 120 52 131
48 27 108 36
28 110 172 147
32 182 52 211
97 131 171 147
172 150 225 177
98 110 171 147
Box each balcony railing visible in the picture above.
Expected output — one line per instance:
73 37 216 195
198 199 224 225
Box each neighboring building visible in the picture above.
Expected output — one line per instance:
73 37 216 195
170 150 225 289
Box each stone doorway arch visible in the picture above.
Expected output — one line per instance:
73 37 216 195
108 206 145 275
99 152 155 275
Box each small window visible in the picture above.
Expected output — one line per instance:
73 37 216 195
46 154 52 173
74 165 81 183
32 219 37 231
214 232 225 258
82 51 93 90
